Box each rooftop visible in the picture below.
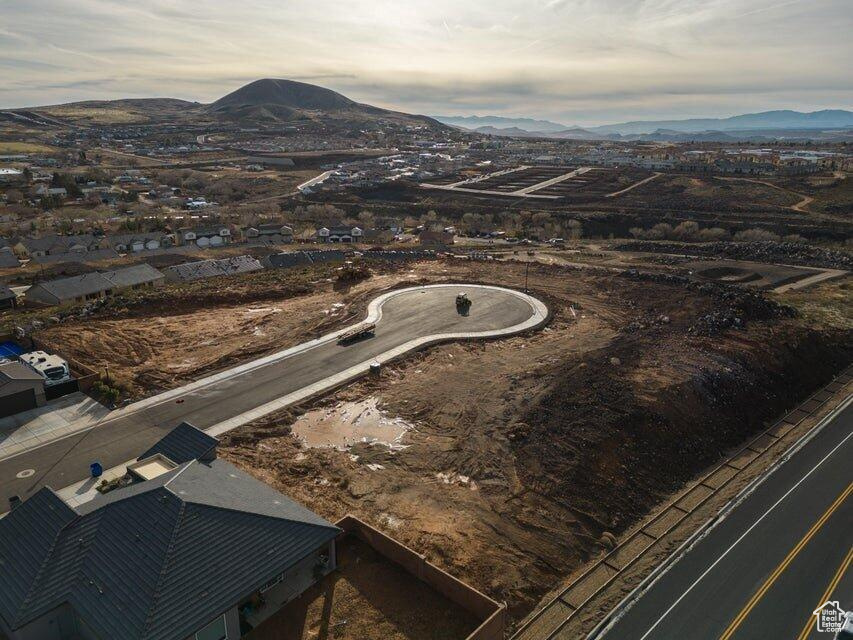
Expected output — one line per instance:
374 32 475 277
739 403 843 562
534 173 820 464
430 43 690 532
0 425 340 640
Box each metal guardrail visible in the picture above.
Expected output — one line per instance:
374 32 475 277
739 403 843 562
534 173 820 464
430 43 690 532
511 365 853 640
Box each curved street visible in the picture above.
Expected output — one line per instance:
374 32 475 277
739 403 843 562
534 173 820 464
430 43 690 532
0 284 547 505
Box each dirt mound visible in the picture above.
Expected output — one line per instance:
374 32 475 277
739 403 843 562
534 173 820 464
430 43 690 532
616 240 851 270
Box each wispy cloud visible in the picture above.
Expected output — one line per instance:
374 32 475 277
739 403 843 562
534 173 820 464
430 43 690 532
0 0 849 124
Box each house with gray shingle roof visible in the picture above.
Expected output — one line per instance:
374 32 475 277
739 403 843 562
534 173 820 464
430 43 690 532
163 255 263 283
0 423 339 640
25 272 115 305
25 265 164 306
101 263 165 290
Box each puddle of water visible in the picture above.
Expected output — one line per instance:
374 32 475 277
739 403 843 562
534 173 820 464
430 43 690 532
291 397 412 451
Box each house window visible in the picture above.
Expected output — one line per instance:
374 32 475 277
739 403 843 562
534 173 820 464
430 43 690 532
195 614 227 640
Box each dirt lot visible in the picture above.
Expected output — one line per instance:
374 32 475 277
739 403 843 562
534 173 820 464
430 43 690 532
248 537 479 640
33 266 417 396
32 258 852 627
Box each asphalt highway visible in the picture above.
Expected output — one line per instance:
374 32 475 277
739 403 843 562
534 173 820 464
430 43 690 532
595 399 853 640
0 285 541 504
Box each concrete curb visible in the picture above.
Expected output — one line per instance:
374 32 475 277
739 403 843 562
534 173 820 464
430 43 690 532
209 284 548 435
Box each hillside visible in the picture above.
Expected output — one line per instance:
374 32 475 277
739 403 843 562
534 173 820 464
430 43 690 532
209 78 357 112
10 78 448 131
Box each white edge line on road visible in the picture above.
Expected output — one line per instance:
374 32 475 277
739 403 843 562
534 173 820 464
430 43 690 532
0 284 547 462
590 393 853 639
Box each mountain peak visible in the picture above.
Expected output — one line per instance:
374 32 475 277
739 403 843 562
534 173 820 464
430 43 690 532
209 78 357 112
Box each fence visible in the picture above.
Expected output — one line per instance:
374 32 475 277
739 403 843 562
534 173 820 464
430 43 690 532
336 515 507 640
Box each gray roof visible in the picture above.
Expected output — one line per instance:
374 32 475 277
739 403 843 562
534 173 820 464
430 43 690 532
0 457 339 640
217 255 263 275
28 272 114 302
32 248 120 265
164 255 263 282
304 250 345 263
20 234 99 253
257 223 293 233
101 263 164 289
0 249 20 268
0 285 15 301
0 361 43 385
266 251 314 269
138 421 218 463
105 232 166 246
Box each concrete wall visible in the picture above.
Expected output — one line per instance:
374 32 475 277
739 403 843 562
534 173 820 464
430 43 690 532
336 515 506 640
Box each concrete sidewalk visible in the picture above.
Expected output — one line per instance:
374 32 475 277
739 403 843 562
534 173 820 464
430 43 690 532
0 393 109 461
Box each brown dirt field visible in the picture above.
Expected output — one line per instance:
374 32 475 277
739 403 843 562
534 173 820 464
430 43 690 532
213 261 851 626
248 537 479 640
31 259 851 629
34 267 421 396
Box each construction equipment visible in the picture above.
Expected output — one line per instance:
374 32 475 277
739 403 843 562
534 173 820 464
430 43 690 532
338 323 376 344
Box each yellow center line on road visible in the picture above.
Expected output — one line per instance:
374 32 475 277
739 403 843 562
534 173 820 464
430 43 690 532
795 544 853 640
718 481 853 640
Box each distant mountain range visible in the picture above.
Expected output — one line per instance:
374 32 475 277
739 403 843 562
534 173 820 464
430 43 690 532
433 115 571 133
434 110 853 141
3 79 448 132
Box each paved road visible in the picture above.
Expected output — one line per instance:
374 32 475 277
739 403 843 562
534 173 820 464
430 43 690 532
0 285 542 504
594 399 853 640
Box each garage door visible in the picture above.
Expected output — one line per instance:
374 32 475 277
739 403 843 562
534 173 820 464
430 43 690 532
0 389 37 418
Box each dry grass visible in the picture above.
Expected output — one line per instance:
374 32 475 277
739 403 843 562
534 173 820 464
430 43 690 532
0 141 57 154
774 278 853 330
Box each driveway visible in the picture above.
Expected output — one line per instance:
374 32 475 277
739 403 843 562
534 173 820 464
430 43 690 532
0 393 109 461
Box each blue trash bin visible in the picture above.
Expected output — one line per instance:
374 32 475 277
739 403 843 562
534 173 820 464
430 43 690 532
90 462 103 478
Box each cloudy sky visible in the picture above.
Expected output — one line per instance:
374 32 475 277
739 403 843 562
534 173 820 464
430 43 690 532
1 0 850 125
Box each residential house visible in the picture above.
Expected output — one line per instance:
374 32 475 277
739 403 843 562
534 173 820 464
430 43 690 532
32 249 120 266
315 223 363 243
0 247 21 268
163 255 263 283
34 185 67 199
25 272 115 306
101 263 165 291
178 225 231 247
26 264 164 305
0 361 46 418
0 284 18 309
244 223 294 244
263 250 345 269
104 232 173 253
13 234 101 259
0 422 339 640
